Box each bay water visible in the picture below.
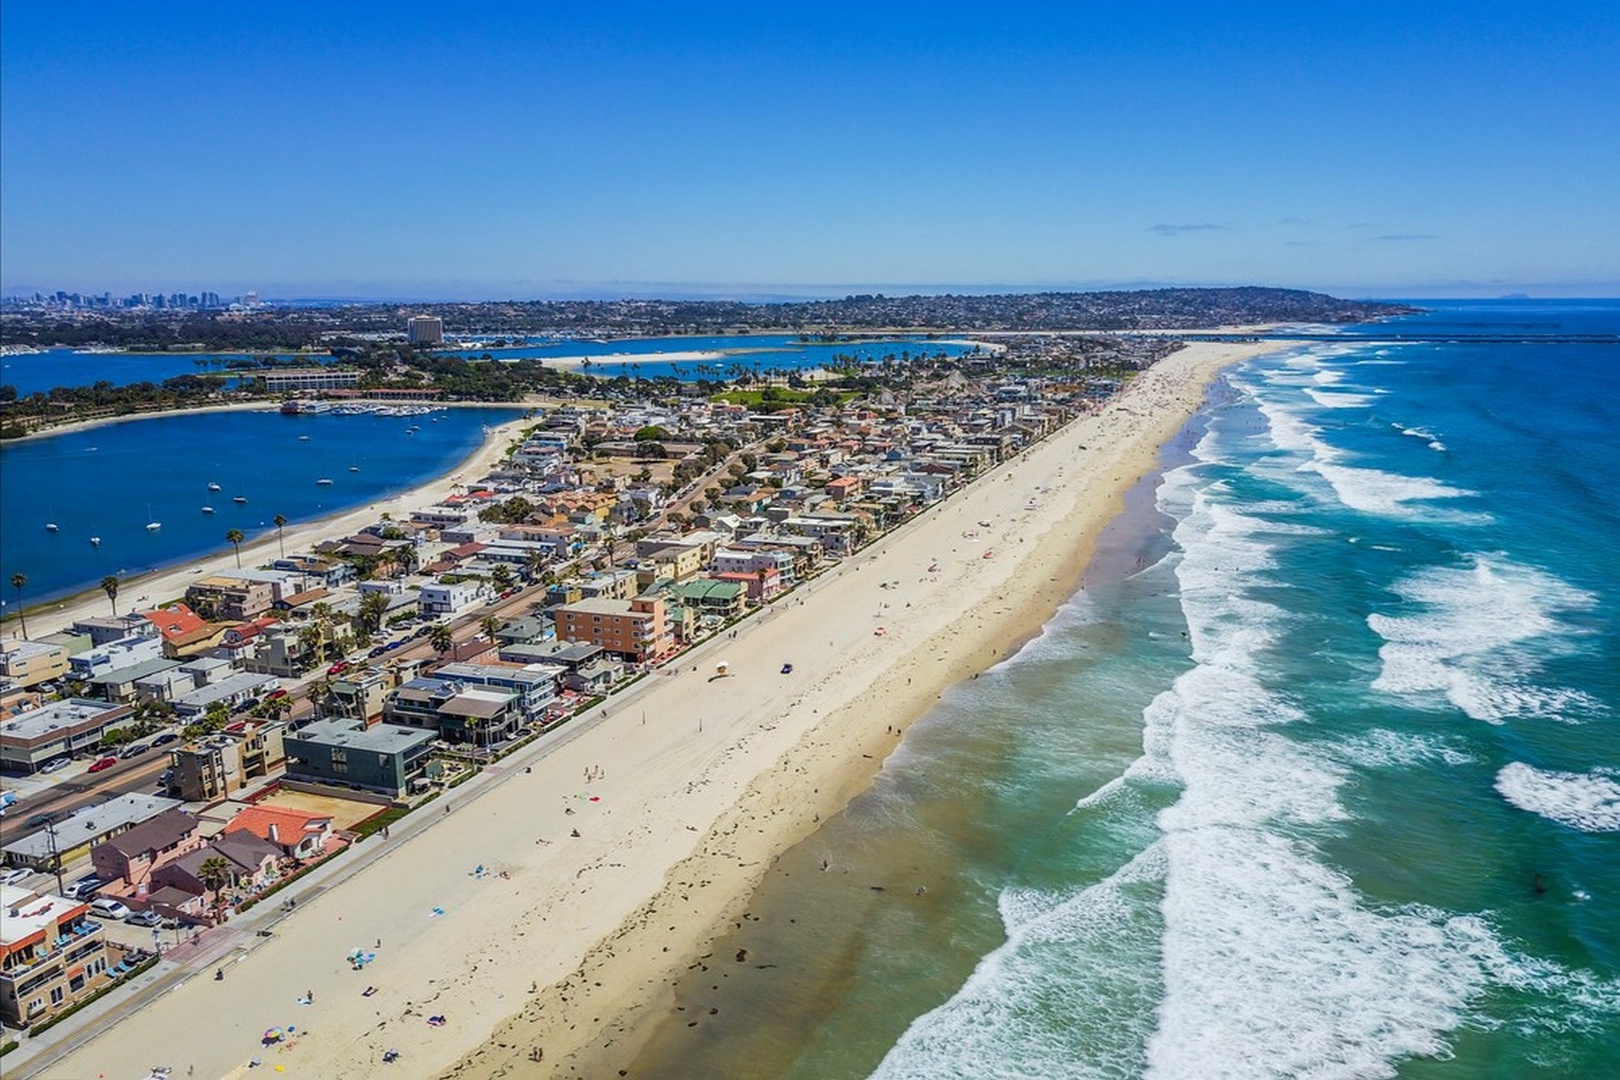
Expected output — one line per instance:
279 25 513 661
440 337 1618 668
0 406 524 610
627 301 1620 1079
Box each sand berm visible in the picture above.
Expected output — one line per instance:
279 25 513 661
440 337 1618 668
41 340 1281 1079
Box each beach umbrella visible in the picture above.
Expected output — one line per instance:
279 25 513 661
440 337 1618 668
715 659 729 674
263 1027 284 1042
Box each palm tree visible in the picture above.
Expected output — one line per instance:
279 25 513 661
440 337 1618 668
273 514 288 558
297 623 326 669
8 573 26 639
480 614 501 642
225 528 245 567
429 623 454 658
356 590 389 637
198 855 232 915
101 575 121 616
491 563 513 591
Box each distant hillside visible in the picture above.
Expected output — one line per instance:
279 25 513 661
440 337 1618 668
723 287 1416 331
0 287 1416 352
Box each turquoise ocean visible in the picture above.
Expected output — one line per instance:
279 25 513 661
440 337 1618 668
627 301 1620 1079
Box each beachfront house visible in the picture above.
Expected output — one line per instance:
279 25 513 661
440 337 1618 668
223 805 333 861
431 662 559 724
0 884 112 1028
382 677 522 749
88 809 204 893
552 596 673 664
283 719 435 797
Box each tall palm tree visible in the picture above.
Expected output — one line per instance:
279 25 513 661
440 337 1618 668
101 575 121 616
429 623 454 658
225 528 245 567
357 590 389 636
8 573 26 639
273 514 288 558
479 614 501 641
198 855 232 915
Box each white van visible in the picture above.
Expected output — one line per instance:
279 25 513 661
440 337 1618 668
90 897 131 920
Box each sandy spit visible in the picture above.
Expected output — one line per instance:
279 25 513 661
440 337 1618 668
37 341 1284 1080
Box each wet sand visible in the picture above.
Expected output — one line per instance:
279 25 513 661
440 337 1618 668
37 341 1285 1080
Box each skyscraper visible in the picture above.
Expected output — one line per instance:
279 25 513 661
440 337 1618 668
407 315 444 345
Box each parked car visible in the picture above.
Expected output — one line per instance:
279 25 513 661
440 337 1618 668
120 742 153 760
152 732 180 746
66 876 105 899
125 909 163 927
367 646 387 659
327 661 349 676
24 811 60 828
87 757 118 773
0 867 33 887
38 756 72 774
266 689 289 700
91 897 132 920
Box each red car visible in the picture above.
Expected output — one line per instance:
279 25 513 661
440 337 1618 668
266 689 289 700
327 662 349 676
88 757 118 773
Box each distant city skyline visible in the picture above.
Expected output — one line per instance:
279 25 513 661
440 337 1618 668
3 3 1616 299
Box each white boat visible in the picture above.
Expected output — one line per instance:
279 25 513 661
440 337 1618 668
298 435 311 441
207 482 222 491
233 496 248 504
348 465 360 472
90 536 101 546
146 521 162 531
45 522 58 532
316 478 334 486
201 506 215 514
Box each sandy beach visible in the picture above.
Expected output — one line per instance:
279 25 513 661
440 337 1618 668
538 349 726 369
33 340 1283 1080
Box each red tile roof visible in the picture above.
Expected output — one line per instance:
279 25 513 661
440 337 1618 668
225 805 332 846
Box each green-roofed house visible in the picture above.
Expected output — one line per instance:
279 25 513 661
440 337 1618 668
671 578 745 622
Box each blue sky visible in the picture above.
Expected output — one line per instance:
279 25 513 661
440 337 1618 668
2 2 1616 299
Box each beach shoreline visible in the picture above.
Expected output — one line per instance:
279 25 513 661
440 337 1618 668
33 340 1286 1080
8 406 539 641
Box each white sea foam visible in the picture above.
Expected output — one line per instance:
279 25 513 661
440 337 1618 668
1368 557 1601 723
1305 389 1376 409
871 846 1171 1080
1254 395 1485 523
1337 728 1477 769
877 443 1620 1080
1495 762 1620 832
1394 423 1448 452
1144 493 1615 1077
1303 460 1483 521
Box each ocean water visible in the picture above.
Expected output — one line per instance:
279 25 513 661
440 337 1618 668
625 301 1620 1079
0 406 523 610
